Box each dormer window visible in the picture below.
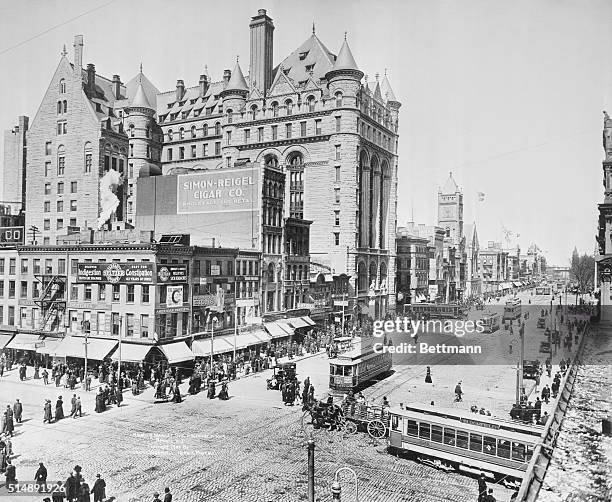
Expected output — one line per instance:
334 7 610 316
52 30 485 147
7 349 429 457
167 103 173 109
283 68 291 76
190 99 197 104
305 64 315 73
299 51 309 60
96 103 102 112
307 96 315 112
59 79 66 94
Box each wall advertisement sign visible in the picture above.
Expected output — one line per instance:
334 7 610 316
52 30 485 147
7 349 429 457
166 285 184 307
77 263 155 284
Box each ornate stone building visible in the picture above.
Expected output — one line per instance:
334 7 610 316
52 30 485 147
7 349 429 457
596 111 612 320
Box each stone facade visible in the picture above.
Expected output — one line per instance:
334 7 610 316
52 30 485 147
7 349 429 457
596 111 612 320
2 116 29 210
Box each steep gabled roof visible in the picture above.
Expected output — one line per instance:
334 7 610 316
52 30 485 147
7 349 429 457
442 172 460 194
381 73 398 102
274 33 336 86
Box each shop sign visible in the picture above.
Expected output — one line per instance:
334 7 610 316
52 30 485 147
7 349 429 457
166 285 183 307
193 295 219 307
211 265 221 276
156 264 188 283
297 302 315 310
236 298 256 308
156 306 189 314
77 262 155 284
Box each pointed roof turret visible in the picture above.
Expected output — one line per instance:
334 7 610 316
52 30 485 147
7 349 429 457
373 74 383 100
224 59 249 93
130 66 153 110
441 172 460 194
326 34 364 80
381 71 398 103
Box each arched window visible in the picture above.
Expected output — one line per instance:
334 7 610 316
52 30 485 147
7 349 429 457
251 105 258 120
271 102 279 117
167 129 173 141
203 124 208 136
369 262 377 289
267 263 275 283
358 262 367 293
129 124 135 138
57 145 66 176
215 122 221 135
288 152 304 166
307 96 315 112
226 109 233 124
59 79 66 94
335 92 343 107
63 100 67 113
179 128 184 140
190 125 196 138
57 101 62 114
265 155 279 168
285 99 293 116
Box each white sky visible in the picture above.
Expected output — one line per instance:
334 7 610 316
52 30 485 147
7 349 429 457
0 0 610 265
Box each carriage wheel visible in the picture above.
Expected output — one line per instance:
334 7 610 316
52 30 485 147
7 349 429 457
367 419 386 439
344 421 358 435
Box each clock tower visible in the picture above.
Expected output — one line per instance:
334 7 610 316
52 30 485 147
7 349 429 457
438 172 463 246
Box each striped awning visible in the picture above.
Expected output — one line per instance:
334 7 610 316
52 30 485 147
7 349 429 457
300 316 316 327
191 337 234 357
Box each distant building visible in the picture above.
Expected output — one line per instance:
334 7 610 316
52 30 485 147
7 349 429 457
2 116 28 211
396 227 430 308
463 223 481 298
403 222 445 302
479 242 509 296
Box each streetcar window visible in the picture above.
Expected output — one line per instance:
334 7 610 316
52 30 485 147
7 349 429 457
525 444 534 462
469 433 483 452
443 427 455 446
497 439 511 459
406 420 418 437
483 436 497 455
511 442 526 461
330 365 336 375
345 366 353 376
431 425 443 443
456 431 469 449
391 415 400 431
419 423 431 440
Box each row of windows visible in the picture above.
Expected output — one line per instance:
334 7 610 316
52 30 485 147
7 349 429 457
167 141 221 161
359 121 393 151
0 306 15 326
42 218 77 231
167 122 221 142
401 419 534 462
43 200 77 212
69 311 151 338
43 181 78 195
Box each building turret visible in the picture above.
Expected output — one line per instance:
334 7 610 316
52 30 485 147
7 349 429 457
326 36 364 107
221 59 249 113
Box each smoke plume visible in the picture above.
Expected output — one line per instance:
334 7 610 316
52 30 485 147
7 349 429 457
97 169 123 229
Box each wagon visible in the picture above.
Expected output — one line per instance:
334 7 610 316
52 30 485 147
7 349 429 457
341 401 390 439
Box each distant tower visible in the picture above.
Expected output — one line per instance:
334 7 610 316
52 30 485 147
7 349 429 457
124 68 161 225
438 172 464 246
249 9 274 94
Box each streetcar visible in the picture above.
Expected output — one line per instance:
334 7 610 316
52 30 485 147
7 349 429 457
535 286 551 295
479 312 501 333
328 341 393 393
503 298 522 321
403 303 467 320
387 403 544 481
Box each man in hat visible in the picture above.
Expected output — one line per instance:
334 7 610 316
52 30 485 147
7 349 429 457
70 394 77 417
163 487 172 502
91 473 106 502
153 492 162 502
43 400 52 423
35 462 48 492
13 399 22 423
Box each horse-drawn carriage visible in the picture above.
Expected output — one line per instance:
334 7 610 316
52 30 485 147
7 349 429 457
304 399 389 439
266 362 297 390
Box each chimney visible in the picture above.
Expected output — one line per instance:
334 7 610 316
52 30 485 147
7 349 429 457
212 238 216 248
176 79 185 102
73 35 83 69
112 75 121 99
249 9 274 94
86 64 96 95
223 70 231 86
199 74 209 98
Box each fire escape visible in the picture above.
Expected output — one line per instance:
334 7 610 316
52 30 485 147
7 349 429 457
34 273 66 333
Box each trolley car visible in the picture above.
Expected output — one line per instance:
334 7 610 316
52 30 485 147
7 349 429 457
535 286 551 295
387 403 544 480
329 342 392 393
480 313 501 333
403 303 467 320
503 298 522 321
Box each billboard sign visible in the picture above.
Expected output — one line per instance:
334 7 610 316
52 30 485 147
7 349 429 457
210 265 221 276
166 285 183 307
0 226 25 246
156 264 188 283
176 167 260 214
428 285 439 298
77 262 155 284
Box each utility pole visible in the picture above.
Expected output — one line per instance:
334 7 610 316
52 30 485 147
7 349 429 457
307 439 315 502
28 225 39 245
118 315 123 388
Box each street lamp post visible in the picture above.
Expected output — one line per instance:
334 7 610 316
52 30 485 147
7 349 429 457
83 329 89 390
333 467 359 502
118 316 123 388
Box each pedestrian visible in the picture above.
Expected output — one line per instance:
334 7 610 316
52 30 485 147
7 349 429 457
153 492 162 502
478 473 487 502
163 487 173 502
79 478 91 502
65 471 79 502
86 373 92 392
382 396 390 408
91 474 106 502
116 386 124 406
484 488 497 502
4 412 14 437
455 382 463 402
5 458 16 489
43 399 52 423
13 399 22 423
74 397 82 418
70 394 77 417
35 462 48 492
42 369 49 385
425 366 432 384
55 396 64 421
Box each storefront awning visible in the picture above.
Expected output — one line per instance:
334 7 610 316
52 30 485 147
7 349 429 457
300 316 316 326
0 333 14 349
191 337 234 357
264 322 293 339
158 341 194 364
251 329 272 342
500 282 511 289
36 337 64 355
216 332 267 350
110 343 153 363
54 336 118 360
6 333 43 351
285 317 310 329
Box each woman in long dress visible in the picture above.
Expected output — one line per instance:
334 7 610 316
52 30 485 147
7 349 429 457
425 366 432 384
55 397 64 421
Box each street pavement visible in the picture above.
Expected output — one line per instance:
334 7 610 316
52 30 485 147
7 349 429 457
0 289 586 502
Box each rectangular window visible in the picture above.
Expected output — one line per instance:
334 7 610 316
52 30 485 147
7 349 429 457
444 427 456 446
45 141 52 155
334 188 340 203
127 284 135 303
167 148 173 161
20 281 27 299
58 259 65 274
44 183 51 195
335 145 341 160
141 314 149 338
57 200 63 212
112 284 120 302
300 121 307 137
406 420 418 437
335 166 341 181
334 210 340 226
0 259 3 274
70 259 77 275
57 182 64 194
226 131 232 145
336 116 341 132
8 307 14 325
20 259 28 274
33 259 41 275
179 147 185 159
58 156 65 175
8 281 16 299
112 313 120 336
104 155 110 171
286 123 292 139
271 125 278 140
202 144 208 157
469 433 483 452
333 232 340 245
126 313 135 337
141 285 150 303
56 219 63 230
215 142 221 155
44 201 50 212
70 200 77 211
111 157 117 171
71 181 77 193
191 144 196 158
257 127 264 142
43 219 50 230
419 423 431 440
511 442 526 461
98 284 106 301
431 425 443 443
45 259 53 274
456 431 469 449
84 284 92 301
85 153 92 173
45 162 51 177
